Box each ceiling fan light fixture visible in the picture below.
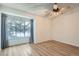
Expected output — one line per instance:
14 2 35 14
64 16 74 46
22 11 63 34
53 3 60 12
45 3 70 18
53 8 60 12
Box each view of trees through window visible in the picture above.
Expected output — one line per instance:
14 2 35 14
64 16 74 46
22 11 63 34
6 15 31 40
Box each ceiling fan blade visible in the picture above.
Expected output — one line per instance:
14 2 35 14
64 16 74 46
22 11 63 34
43 11 51 17
60 6 71 13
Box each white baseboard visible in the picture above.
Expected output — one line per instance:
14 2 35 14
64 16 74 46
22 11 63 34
52 39 79 48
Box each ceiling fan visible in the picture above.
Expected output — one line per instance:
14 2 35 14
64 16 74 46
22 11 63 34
53 3 60 12
43 3 71 18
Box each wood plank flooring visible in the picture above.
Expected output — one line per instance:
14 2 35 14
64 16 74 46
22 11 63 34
0 40 79 56
0 44 32 56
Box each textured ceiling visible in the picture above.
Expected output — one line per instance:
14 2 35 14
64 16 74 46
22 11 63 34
0 3 79 17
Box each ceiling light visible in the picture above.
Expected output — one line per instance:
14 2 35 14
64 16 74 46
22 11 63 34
43 3 71 18
53 3 60 12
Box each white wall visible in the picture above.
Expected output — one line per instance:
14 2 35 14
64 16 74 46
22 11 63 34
35 16 52 43
52 7 79 47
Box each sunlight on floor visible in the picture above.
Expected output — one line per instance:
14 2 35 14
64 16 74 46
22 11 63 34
0 44 32 56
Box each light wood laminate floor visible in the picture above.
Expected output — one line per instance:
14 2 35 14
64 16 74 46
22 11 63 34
0 40 79 56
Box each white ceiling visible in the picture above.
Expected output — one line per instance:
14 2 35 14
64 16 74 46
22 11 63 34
0 3 79 17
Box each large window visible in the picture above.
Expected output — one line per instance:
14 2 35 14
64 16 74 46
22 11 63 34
1 13 33 48
5 14 32 46
6 15 31 40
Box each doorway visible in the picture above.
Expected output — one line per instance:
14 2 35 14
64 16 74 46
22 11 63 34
1 13 34 49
